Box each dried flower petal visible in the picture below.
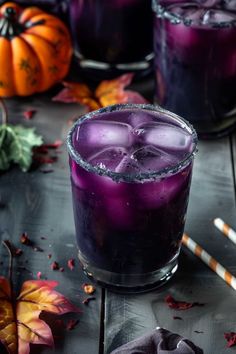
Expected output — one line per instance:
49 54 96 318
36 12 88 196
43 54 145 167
23 109 36 120
82 297 96 305
82 283 96 295
173 316 183 320
66 319 79 331
43 140 63 149
15 248 23 256
165 295 204 310
67 258 75 271
20 232 31 245
224 332 236 347
47 254 52 259
37 272 42 280
50 261 59 270
33 246 44 252
59 267 64 272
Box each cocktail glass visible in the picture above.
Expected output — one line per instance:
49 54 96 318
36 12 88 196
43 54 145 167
152 0 236 137
69 0 153 79
67 104 197 292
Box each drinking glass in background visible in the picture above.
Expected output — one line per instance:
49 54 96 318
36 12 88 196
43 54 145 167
69 0 154 79
152 0 236 138
67 104 197 292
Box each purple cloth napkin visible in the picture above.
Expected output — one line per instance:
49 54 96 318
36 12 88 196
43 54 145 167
110 328 203 354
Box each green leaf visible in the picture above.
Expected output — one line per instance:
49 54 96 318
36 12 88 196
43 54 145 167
8 125 43 172
0 124 43 172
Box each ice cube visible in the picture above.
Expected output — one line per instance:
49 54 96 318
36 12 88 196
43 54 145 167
202 9 236 25
87 146 128 171
115 155 140 174
75 120 133 157
223 0 236 11
134 122 192 153
127 111 154 128
132 145 178 172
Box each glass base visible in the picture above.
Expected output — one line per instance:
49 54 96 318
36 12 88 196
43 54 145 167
74 51 154 81
78 251 178 294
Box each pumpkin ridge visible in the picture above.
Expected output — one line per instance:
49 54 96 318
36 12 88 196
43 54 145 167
11 35 41 95
17 33 44 89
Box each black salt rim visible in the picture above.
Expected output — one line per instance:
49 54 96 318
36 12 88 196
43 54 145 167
152 0 236 29
67 103 198 183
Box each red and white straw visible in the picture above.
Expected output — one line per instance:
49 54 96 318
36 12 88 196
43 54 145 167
182 233 236 291
214 218 236 246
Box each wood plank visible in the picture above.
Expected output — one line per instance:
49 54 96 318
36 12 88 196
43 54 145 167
0 96 101 354
104 137 236 354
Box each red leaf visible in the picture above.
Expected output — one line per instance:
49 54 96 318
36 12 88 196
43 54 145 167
165 295 204 310
0 278 80 354
67 258 75 271
23 110 36 120
224 332 236 347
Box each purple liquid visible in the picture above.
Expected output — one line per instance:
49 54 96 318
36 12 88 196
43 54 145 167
153 0 236 136
68 106 196 285
69 0 153 72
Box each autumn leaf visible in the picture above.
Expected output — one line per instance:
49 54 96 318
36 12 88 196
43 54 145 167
0 277 80 354
52 73 148 111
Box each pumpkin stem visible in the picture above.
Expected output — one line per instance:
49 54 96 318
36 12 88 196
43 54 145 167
0 98 8 125
0 6 24 39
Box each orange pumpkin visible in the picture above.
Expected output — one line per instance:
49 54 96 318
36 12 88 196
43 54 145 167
0 2 73 97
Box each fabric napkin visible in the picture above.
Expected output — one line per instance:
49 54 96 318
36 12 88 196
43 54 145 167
110 327 203 354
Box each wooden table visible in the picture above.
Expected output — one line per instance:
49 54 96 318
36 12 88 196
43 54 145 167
1 93 236 354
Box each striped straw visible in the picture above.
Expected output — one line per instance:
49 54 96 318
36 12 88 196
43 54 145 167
213 218 236 246
182 233 236 291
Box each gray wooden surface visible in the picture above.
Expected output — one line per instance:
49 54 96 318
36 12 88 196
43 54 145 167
0 94 236 354
0 95 101 354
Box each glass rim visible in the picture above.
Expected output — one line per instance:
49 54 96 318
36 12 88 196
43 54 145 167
67 103 198 183
152 0 236 29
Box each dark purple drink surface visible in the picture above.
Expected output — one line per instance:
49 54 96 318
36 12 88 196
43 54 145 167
69 0 153 65
153 0 236 136
69 106 196 274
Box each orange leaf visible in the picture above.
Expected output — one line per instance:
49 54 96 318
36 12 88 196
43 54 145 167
0 278 80 354
52 81 100 111
52 73 148 112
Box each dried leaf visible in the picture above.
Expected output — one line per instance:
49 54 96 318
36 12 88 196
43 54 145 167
0 278 80 354
52 74 148 112
165 295 204 310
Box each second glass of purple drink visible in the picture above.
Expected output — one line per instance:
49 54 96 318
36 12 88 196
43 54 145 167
69 0 154 79
152 0 236 138
67 104 197 292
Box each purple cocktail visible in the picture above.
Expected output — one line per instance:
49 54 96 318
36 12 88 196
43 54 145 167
69 0 153 79
67 104 197 292
153 0 236 137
